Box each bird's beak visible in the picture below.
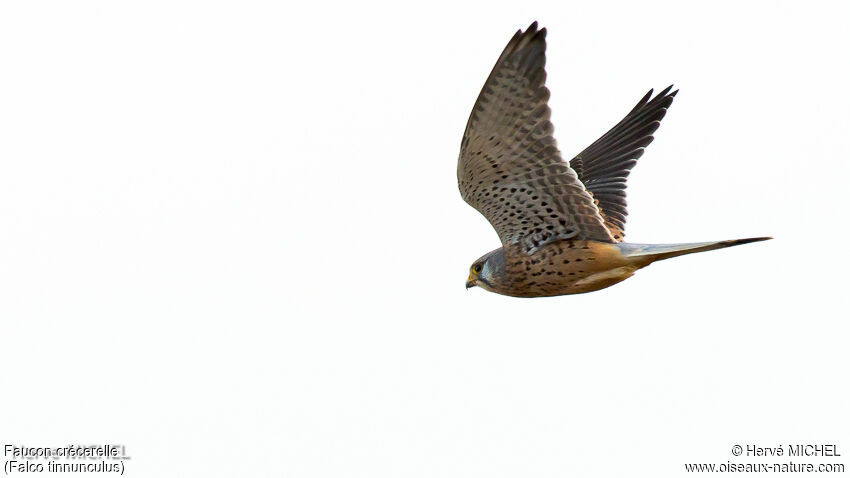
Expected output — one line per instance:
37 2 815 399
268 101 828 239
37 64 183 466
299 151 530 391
466 274 477 290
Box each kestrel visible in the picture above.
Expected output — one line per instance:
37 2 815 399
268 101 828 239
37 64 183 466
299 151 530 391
458 22 770 297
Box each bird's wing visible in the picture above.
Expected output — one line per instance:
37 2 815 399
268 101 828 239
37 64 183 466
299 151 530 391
457 22 615 253
569 87 677 241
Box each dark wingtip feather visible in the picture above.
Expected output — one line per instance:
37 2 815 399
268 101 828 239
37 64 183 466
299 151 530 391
657 84 674 97
522 21 546 43
527 21 546 42
627 89 653 114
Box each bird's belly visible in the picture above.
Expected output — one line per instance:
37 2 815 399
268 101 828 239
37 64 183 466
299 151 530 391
501 240 635 297
567 266 638 294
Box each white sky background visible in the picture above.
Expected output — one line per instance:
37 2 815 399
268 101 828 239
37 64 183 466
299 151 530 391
1 1 848 476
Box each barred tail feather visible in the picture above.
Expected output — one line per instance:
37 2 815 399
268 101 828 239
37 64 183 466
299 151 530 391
618 237 772 263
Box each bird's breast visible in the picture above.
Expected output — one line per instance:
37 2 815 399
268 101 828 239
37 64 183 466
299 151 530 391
496 240 633 297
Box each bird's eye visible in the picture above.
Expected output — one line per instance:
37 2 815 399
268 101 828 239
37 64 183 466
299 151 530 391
472 264 482 274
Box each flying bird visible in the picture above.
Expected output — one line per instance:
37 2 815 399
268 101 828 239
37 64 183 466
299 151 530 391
458 22 770 297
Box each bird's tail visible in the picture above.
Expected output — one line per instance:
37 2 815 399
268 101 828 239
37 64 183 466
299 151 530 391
617 237 772 264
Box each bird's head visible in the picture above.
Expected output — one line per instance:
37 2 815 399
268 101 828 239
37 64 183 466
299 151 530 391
466 247 505 291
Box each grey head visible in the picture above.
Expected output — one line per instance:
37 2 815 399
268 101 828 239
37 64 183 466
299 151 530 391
466 247 505 291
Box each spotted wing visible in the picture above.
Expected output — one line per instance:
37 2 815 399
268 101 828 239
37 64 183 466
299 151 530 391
457 22 614 253
570 87 677 241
